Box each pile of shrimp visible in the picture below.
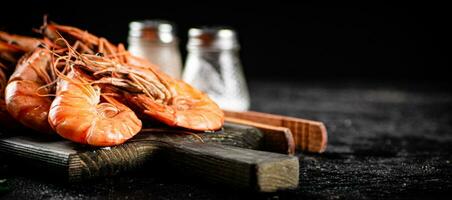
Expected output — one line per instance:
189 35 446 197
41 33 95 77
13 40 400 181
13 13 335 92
0 21 224 146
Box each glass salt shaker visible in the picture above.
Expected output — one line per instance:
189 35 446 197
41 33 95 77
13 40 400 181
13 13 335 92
183 27 250 111
128 20 182 79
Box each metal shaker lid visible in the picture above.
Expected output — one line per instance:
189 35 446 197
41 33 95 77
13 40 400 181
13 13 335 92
187 27 239 50
128 20 176 44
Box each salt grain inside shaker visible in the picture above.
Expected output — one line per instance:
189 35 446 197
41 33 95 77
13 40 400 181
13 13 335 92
128 20 182 79
183 27 250 111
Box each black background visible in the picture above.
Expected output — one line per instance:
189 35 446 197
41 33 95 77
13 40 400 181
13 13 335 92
0 1 450 80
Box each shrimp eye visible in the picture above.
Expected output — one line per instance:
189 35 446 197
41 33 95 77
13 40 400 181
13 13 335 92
95 52 104 57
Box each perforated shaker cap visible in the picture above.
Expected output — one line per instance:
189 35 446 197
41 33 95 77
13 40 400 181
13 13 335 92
187 27 239 50
128 20 176 44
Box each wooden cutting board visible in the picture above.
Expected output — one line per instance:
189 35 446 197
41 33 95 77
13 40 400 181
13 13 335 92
0 122 299 192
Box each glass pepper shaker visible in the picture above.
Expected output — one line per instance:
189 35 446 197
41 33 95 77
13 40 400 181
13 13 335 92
183 27 250 111
128 20 182 79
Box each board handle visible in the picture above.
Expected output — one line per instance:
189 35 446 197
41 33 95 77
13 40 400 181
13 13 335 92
224 110 328 153
225 117 295 155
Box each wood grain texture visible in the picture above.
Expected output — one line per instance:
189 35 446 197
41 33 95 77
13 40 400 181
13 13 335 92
160 142 299 192
225 110 327 153
69 142 157 182
225 117 295 155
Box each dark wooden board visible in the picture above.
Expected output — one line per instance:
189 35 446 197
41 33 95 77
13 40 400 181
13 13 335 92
0 123 262 181
0 122 299 192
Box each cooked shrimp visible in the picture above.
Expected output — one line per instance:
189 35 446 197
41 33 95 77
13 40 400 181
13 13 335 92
0 61 14 129
1 59 14 130
1 36 40 130
48 67 142 146
4 48 54 134
125 79 224 131
0 41 23 67
42 23 224 131
67 51 224 131
0 67 20 130
0 42 23 87
0 31 42 52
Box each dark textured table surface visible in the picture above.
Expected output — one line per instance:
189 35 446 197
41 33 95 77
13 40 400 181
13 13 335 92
1 79 451 199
